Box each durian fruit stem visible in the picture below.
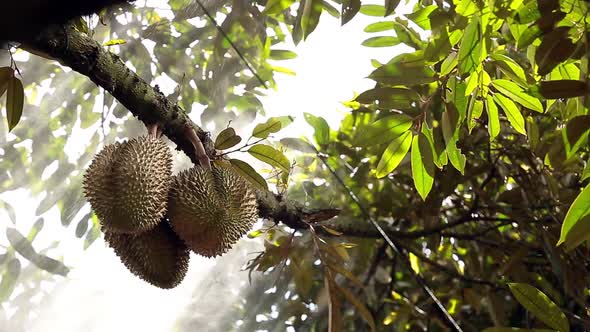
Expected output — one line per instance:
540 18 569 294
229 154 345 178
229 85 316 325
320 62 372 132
146 123 164 139
185 126 212 171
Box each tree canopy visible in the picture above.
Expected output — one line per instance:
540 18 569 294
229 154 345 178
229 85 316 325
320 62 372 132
1 0 590 331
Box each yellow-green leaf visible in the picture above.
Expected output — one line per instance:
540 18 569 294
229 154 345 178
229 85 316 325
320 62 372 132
493 93 526 135
376 131 412 178
263 0 296 14
248 144 290 173
103 39 126 46
411 133 435 200
491 79 543 113
485 95 500 140
558 183 590 247
508 283 569 332
252 118 282 139
304 112 330 146
215 127 242 150
6 76 24 132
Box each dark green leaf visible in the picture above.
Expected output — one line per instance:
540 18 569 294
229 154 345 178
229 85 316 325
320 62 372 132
229 159 269 191
215 127 242 150
539 80 590 99
384 0 400 16
6 76 24 132
248 144 291 173
0 67 13 98
369 62 435 86
355 87 419 110
508 283 569 332
341 0 361 25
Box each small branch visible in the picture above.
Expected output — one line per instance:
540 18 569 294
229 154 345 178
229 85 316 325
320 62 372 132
185 126 211 170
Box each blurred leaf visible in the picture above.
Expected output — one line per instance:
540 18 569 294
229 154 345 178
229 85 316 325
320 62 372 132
300 0 323 40
0 259 20 302
103 39 126 46
538 80 590 99
353 114 412 147
215 127 242 150
263 0 296 14
535 27 575 76
6 76 24 132
248 144 291 173
33 255 69 276
6 228 36 261
376 131 412 178
75 213 91 238
411 133 435 200
362 36 400 47
84 217 101 250
26 218 44 242
304 112 330 146
483 328 556 332
280 137 316 153
229 159 269 191
1 200 16 224
269 50 298 60
508 283 569 332
355 87 419 110
493 94 526 135
326 277 343 332
369 62 435 85
335 283 376 331
558 183 590 247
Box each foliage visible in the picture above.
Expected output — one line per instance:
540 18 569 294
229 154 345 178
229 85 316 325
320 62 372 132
1 0 590 331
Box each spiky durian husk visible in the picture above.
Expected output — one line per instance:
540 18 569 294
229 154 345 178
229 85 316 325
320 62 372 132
168 165 258 257
83 143 120 226
104 220 190 289
106 135 173 233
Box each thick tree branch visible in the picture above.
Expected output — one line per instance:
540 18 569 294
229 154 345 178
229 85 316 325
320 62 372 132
18 25 339 230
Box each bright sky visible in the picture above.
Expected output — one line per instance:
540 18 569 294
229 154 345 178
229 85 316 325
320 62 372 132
1 2 415 331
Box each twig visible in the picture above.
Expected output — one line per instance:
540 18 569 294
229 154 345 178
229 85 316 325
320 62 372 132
185 126 211 170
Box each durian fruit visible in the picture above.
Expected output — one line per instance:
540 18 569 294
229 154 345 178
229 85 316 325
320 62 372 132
107 135 173 233
104 220 190 289
83 142 121 226
168 165 258 257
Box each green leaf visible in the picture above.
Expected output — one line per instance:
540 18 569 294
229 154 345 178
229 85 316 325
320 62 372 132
384 0 400 16
0 259 20 302
359 4 385 16
103 39 126 46
6 228 36 261
0 200 16 224
369 62 436 86
300 0 323 40
248 144 291 173
490 53 528 86
0 67 13 98
405 5 437 30
352 114 412 147
467 98 484 133
252 118 282 139
304 112 330 146
491 79 543 113
485 95 500 140
364 21 394 33
269 50 298 60
75 213 91 238
215 127 242 150
508 283 569 332
582 162 590 182
362 36 400 47
33 254 69 276
6 76 24 132
558 183 590 247
458 15 482 75
411 133 435 200
493 94 526 135
376 131 412 178
263 0 296 15
440 52 458 76
280 137 317 153
229 159 269 191
355 87 420 110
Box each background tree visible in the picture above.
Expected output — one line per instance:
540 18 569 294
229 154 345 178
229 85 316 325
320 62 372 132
1 0 590 331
